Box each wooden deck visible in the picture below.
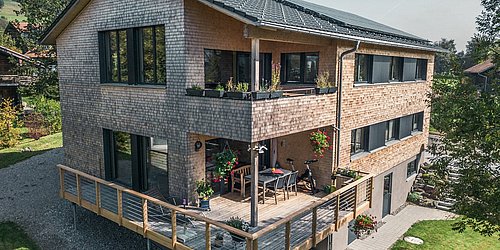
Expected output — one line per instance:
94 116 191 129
58 164 373 250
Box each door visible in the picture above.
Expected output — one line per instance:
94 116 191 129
382 173 393 217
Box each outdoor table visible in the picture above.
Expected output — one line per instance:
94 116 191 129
245 168 292 204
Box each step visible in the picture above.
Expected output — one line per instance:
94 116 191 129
436 204 452 211
437 201 454 207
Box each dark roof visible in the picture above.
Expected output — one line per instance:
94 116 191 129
0 46 32 61
200 0 442 51
464 59 496 74
41 0 442 52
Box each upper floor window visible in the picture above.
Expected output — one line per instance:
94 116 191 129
390 57 403 82
385 119 399 142
282 52 319 84
351 127 369 155
99 25 166 85
412 112 424 132
355 54 372 83
416 59 427 80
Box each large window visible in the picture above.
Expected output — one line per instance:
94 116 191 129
204 49 271 88
385 119 399 142
412 112 424 132
355 54 372 83
99 25 166 85
416 59 427 80
407 155 420 177
390 57 403 82
351 127 369 155
282 52 319 84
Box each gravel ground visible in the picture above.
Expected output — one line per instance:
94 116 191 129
0 148 147 250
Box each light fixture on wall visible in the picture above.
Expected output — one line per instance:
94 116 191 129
194 141 203 151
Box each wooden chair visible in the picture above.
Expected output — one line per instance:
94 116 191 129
231 165 251 197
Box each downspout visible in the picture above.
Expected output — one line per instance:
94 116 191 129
335 41 360 171
477 73 488 92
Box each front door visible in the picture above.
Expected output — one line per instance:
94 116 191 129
382 173 393 217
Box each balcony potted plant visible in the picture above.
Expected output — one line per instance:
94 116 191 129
269 62 283 99
226 79 250 100
185 84 204 96
214 233 224 247
226 216 250 242
251 82 271 100
214 148 238 179
350 214 377 239
315 71 331 94
205 84 225 98
309 129 332 158
195 179 214 210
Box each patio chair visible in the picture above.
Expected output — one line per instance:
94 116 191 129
286 171 299 199
231 165 251 197
263 175 287 204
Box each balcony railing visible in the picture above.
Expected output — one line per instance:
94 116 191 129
58 164 373 250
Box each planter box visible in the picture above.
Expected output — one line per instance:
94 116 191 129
205 89 225 98
328 87 338 93
315 87 329 94
186 89 204 96
252 91 270 100
226 91 250 100
199 198 210 210
269 91 284 99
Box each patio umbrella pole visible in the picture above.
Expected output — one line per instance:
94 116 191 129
250 142 259 227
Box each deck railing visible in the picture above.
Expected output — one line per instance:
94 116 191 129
59 164 373 250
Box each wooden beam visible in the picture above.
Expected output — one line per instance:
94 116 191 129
335 196 340 231
142 199 148 237
312 207 317 247
59 167 64 198
250 142 259 227
205 222 211 250
285 221 291 250
244 25 332 46
369 177 374 208
251 38 260 92
172 210 177 249
353 185 359 218
76 174 81 206
117 190 123 226
95 182 101 215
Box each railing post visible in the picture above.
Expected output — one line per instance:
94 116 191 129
312 207 318 247
369 177 374 208
252 239 258 250
335 195 340 231
353 185 359 218
59 167 65 198
117 189 123 226
95 182 101 215
285 221 291 250
76 174 81 206
171 210 177 249
205 222 211 250
142 199 148 237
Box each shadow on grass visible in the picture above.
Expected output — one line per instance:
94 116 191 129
0 149 53 170
0 221 39 250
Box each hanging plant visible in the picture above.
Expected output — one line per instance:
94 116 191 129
309 129 332 157
350 214 377 238
214 148 238 179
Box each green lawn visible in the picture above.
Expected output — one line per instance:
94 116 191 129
0 222 38 250
0 132 62 169
0 0 24 21
392 220 500 250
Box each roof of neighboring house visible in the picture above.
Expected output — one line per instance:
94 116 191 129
464 59 496 74
0 46 32 61
40 0 443 52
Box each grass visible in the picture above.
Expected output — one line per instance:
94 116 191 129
0 132 62 169
0 222 38 250
0 0 24 21
392 220 500 250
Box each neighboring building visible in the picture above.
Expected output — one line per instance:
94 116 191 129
3 21 29 53
41 0 442 249
464 59 498 91
0 46 32 107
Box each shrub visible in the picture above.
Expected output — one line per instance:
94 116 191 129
407 192 422 203
30 96 62 134
24 112 49 140
0 98 22 148
226 217 250 232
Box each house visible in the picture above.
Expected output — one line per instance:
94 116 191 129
464 59 497 92
0 45 33 107
41 0 442 249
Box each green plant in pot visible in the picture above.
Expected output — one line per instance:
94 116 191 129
205 83 225 98
186 84 204 96
252 82 271 100
323 184 337 194
226 80 250 100
196 179 214 210
226 216 250 242
315 71 333 94
269 62 283 99
214 148 238 179
350 214 377 238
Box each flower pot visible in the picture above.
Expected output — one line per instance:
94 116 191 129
315 87 329 94
269 90 283 99
328 87 338 93
205 89 225 98
199 198 210 210
230 233 245 242
214 238 224 247
225 91 250 100
251 91 270 100
186 88 204 96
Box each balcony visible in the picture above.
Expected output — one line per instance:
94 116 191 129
59 164 373 250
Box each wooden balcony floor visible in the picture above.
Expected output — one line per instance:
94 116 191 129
201 191 326 230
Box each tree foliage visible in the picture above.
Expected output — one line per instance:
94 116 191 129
0 98 22 149
433 39 463 75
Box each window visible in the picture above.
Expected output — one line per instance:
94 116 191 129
390 57 403 82
407 156 420 177
412 112 424 132
351 127 369 155
416 59 427 80
385 119 399 142
355 54 372 83
99 25 166 85
282 52 319 84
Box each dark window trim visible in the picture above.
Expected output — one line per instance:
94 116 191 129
385 119 399 143
281 52 320 84
354 54 373 84
351 127 369 155
406 154 420 178
389 57 404 82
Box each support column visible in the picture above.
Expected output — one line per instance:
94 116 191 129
251 38 260 92
250 142 259 227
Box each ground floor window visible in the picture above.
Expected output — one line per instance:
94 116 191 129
406 155 420 178
103 129 168 194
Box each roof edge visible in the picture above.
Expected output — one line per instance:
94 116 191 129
40 0 91 45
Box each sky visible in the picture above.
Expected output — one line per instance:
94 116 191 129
307 0 483 52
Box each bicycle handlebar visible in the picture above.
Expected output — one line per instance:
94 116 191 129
304 159 318 164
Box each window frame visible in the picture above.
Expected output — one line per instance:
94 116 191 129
99 25 166 85
415 59 427 80
412 112 424 132
389 57 404 82
281 52 319 84
385 119 399 143
354 54 373 84
351 127 369 155
406 156 420 178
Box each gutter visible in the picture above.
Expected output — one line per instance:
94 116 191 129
335 41 360 171
478 73 489 92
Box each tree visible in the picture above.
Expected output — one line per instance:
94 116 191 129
433 39 463 75
13 0 71 100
